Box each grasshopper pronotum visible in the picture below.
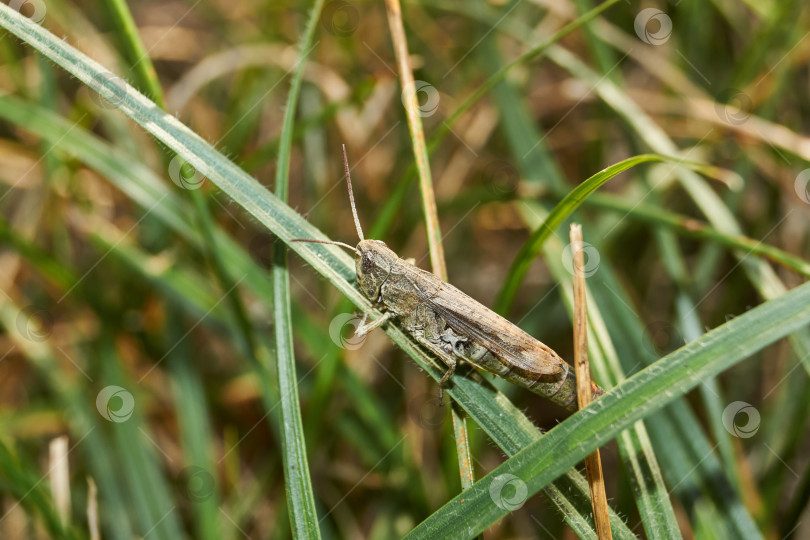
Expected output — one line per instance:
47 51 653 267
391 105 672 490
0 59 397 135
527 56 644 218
295 146 604 410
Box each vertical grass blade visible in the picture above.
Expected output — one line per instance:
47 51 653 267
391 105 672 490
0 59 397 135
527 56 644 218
100 0 166 108
271 0 325 537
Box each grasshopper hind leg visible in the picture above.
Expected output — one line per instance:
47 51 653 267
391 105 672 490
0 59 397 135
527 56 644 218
435 330 473 404
403 306 467 405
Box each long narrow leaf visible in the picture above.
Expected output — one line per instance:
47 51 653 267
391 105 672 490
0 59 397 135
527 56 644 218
270 0 325 536
494 153 733 314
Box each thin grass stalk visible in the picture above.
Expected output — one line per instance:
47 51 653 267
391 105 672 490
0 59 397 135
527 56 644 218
570 224 612 540
271 0 326 536
101 0 166 108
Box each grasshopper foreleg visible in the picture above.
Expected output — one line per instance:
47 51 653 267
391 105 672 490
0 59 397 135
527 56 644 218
355 311 395 337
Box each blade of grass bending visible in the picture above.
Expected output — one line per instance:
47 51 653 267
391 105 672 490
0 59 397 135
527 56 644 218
0 10 635 535
385 0 475 493
271 0 325 537
406 279 810 539
434 0 810 380
494 154 726 314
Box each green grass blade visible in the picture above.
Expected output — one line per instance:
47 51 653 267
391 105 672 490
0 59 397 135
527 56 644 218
271 0 325 537
0 441 79 539
100 0 166 108
406 279 810 538
167 307 222 540
97 335 186 539
579 192 810 277
494 154 726 314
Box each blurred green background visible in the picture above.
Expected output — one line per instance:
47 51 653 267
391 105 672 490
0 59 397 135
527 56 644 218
1 0 809 538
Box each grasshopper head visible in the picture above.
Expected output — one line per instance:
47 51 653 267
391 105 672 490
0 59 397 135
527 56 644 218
356 239 397 301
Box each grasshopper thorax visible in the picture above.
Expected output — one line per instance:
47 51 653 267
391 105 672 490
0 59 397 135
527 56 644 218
356 239 398 301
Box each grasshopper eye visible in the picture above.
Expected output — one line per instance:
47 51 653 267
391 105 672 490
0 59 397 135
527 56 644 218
361 252 375 273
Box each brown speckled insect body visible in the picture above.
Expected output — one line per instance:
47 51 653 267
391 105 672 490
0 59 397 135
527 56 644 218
296 146 603 410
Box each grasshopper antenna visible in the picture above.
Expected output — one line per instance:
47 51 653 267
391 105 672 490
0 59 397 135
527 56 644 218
290 238 360 255
343 144 365 241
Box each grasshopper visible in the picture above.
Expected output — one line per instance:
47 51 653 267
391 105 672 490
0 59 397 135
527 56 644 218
295 146 603 411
